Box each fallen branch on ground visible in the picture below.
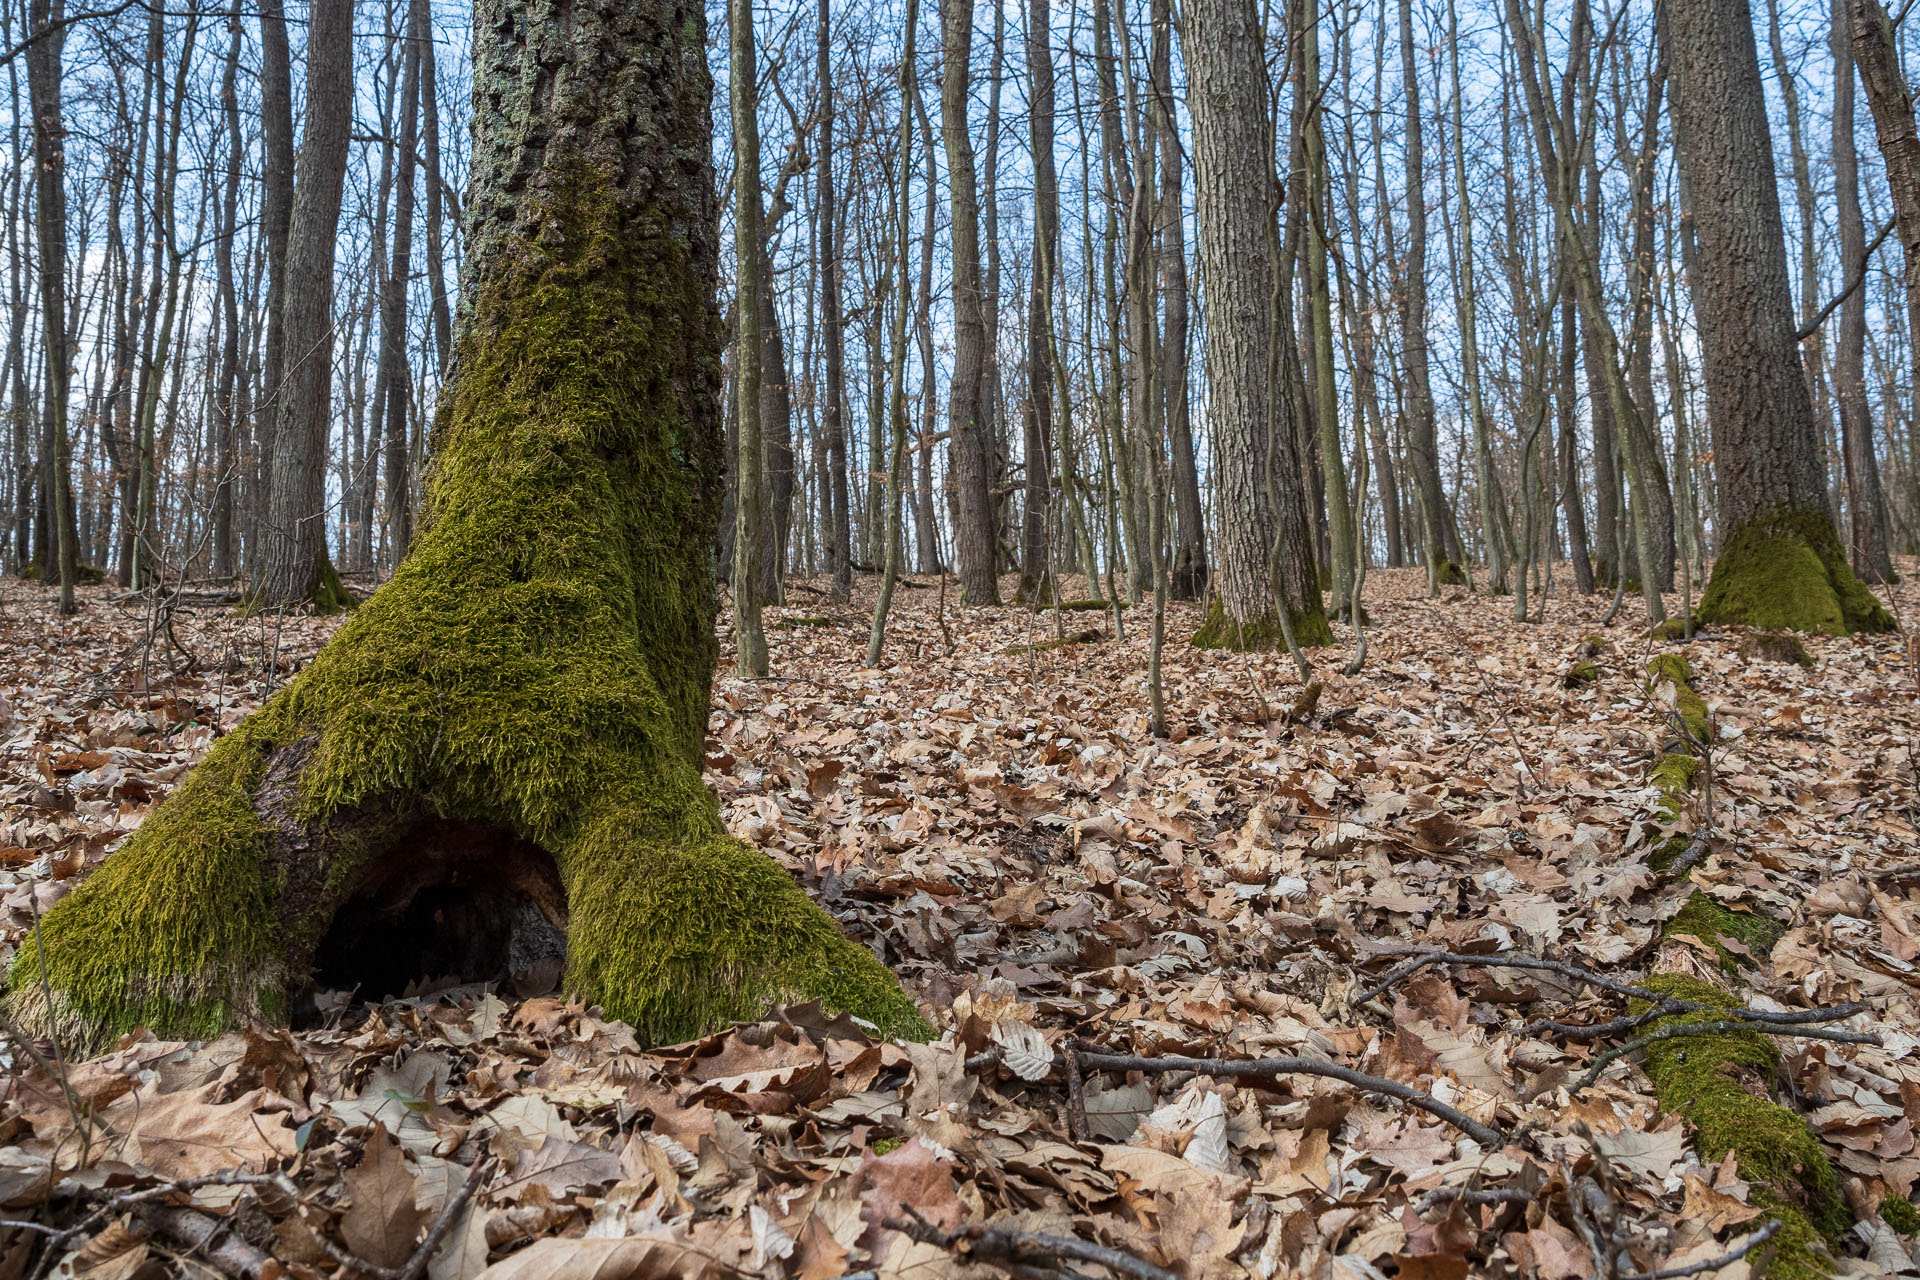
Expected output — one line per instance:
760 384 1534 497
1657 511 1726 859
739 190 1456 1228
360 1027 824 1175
1622 1219 1781 1280
885 1206 1179 1280
1572 1019 1879 1092
965 1044 1505 1147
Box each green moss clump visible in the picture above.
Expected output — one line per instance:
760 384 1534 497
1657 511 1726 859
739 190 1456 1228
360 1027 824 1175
1649 832 1696 875
1664 892 1783 973
1638 974 1848 1276
1650 753 1698 814
1882 1197 1920 1235
1698 504 1896 636
1645 653 1712 744
772 615 834 630
1563 660 1601 686
1433 560 1469 586
1190 595 1333 651
5 155 931 1054
1649 618 1693 642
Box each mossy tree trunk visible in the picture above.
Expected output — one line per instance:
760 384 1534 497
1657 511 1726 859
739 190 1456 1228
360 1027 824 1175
1184 0 1330 653
6 0 930 1055
1668 0 1894 635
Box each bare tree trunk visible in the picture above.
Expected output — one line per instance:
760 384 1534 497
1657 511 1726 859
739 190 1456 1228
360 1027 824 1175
1185 0 1329 650
212 4 246 581
1397 0 1453 588
27 0 76 612
260 0 354 608
1848 0 1920 482
1152 0 1204 599
1832 0 1897 583
818 0 852 601
1019 0 1056 602
252 0 296 574
731 0 768 675
1669 0 1892 633
378 0 427 561
940 0 998 604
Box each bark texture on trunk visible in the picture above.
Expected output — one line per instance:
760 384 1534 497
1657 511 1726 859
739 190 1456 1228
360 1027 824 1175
1669 0 1892 634
941 0 998 604
7 0 929 1055
1833 0 1897 584
259 0 354 609
1184 0 1329 650
1019 0 1055 602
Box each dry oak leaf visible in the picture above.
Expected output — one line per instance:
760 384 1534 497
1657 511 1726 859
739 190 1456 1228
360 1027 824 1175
852 1136 966 1245
1679 1169 1764 1235
1502 1218 1590 1280
473 1235 743 1280
101 1080 297 1179
342 1122 430 1271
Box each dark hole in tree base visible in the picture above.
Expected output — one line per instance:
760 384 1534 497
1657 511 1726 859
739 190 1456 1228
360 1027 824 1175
301 821 568 1018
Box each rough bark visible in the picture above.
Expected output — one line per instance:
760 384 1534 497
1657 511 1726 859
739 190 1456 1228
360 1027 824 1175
6 0 928 1055
1831 0 1897 583
1019 0 1056 602
26 0 76 613
379 0 427 561
1396 0 1454 587
731 0 769 675
1184 0 1329 650
1668 0 1893 634
1152 0 1204 599
818 0 852 601
259 0 354 609
941 0 998 604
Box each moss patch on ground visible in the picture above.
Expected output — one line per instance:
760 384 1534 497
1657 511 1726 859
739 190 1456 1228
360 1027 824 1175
1738 629 1814 667
1664 892 1783 974
1639 974 1847 1279
1882 1197 1920 1235
1190 594 1333 651
1698 504 1895 636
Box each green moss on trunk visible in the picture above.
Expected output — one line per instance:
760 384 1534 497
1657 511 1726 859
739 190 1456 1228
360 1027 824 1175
1698 504 1895 636
1190 595 1334 651
1664 892 1782 974
1639 974 1847 1279
5 161 930 1055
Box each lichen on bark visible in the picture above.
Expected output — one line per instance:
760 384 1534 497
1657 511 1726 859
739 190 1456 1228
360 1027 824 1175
5 0 929 1054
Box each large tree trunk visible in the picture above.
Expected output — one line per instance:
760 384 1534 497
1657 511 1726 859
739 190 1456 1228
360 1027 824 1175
1152 0 1205 600
1833 0 1897 584
258 0 354 609
1395 0 1456 589
941 0 998 605
1018 0 1055 602
818 0 853 602
1668 0 1893 634
6 0 928 1056
27 0 77 614
378 0 427 560
1184 0 1329 651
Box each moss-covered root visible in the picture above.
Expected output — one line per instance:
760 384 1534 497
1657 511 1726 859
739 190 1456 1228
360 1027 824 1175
4 731 284 1052
565 806 932 1045
1189 595 1334 651
1698 504 1895 636
1738 629 1814 667
1639 974 1846 1280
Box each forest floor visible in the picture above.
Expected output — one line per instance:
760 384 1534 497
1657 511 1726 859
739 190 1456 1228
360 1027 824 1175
3 564 1920 1280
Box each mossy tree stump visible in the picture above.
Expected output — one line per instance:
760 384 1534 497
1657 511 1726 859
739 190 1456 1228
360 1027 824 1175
4 0 929 1055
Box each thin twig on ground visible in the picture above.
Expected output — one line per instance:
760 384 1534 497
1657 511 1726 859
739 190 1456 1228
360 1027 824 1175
885 1206 1179 1280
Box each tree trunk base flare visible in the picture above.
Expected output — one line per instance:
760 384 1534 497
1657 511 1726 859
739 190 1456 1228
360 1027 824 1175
1697 505 1895 635
1188 596 1334 651
5 171 932 1057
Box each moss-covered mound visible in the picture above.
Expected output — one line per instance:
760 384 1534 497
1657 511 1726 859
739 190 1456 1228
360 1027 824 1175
4 159 930 1056
1639 975 1846 1279
1698 505 1895 636
1646 653 1712 746
1190 594 1333 651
